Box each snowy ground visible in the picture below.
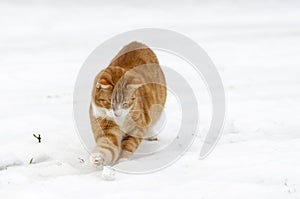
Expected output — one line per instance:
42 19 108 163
1 1 300 198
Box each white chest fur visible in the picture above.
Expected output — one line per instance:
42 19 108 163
91 102 129 132
91 102 114 119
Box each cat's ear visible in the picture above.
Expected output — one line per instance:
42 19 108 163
96 79 112 90
127 78 142 90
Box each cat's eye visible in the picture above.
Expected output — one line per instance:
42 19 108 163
96 82 112 90
96 82 101 89
123 102 129 107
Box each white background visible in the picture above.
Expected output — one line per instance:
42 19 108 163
0 0 300 198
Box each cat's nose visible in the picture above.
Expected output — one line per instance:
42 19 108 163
114 109 122 117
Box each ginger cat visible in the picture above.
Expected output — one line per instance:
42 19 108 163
89 42 167 167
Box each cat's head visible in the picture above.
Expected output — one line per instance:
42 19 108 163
111 72 142 118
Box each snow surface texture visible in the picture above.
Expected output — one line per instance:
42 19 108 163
1 0 300 198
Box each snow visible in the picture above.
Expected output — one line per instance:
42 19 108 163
101 166 116 181
1 0 300 198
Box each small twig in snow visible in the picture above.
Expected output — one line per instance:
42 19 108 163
78 158 85 163
33 134 41 143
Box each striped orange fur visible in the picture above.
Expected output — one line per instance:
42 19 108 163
90 41 166 166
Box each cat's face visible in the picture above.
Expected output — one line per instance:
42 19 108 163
93 66 141 118
111 75 141 117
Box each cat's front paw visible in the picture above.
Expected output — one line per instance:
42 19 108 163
90 152 104 169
